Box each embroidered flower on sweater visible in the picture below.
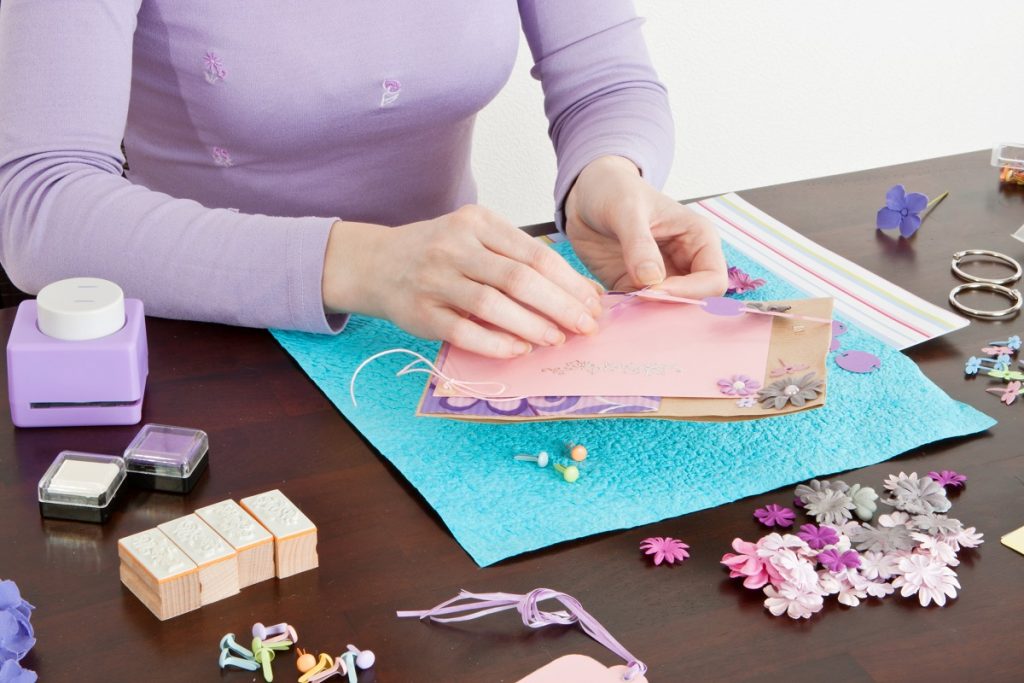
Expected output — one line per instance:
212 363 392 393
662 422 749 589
203 51 227 84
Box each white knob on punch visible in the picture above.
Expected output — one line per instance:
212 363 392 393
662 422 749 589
36 278 126 341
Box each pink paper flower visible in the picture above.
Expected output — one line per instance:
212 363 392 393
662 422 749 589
717 375 761 397
891 553 960 606
640 537 690 566
721 538 776 589
754 504 796 528
858 550 900 581
928 470 967 489
726 266 767 295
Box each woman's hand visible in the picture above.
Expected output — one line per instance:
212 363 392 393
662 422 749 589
322 205 603 358
565 155 728 297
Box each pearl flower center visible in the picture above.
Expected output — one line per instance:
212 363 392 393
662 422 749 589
732 380 746 391
783 384 800 396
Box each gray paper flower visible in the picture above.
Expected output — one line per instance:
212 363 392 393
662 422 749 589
881 472 951 515
795 479 850 505
911 513 963 536
803 488 856 525
848 483 879 521
757 373 824 410
847 522 916 553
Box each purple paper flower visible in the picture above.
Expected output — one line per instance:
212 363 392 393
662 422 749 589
876 184 928 238
726 266 766 295
0 581 34 663
928 470 967 490
754 504 796 528
796 523 839 550
0 660 37 683
818 548 861 573
717 375 761 397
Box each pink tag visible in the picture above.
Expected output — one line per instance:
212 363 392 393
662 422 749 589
441 295 772 399
515 655 647 683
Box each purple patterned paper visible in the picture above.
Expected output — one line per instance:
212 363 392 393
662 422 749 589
421 380 660 418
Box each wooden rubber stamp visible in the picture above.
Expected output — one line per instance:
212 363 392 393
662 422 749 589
158 514 240 605
196 499 275 588
239 490 318 578
118 528 200 620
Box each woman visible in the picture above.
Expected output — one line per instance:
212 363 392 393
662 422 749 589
0 1 726 358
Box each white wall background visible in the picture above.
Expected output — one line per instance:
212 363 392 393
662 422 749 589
473 1 1024 226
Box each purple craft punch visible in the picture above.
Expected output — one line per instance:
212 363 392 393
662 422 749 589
6 278 148 427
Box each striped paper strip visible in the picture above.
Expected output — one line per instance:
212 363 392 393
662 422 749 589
691 193 968 349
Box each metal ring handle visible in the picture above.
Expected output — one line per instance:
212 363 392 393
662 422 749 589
948 282 1023 319
951 249 1022 286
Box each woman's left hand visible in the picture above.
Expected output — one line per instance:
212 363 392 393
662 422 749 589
565 155 729 297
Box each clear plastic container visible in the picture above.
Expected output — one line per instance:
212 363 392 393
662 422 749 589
38 451 126 522
123 424 209 493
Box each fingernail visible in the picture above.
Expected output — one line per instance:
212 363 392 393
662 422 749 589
636 261 663 285
586 297 601 316
544 328 565 346
512 341 531 356
576 312 598 335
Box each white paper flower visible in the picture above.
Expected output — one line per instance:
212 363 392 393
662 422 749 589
878 511 911 528
858 550 902 580
864 580 895 599
952 526 984 550
848 483 878 521
891 554 960 607
911 513 962 537
804 489 856 525
835 573 869 607
882 472 951 515
911 532 958 566
763 585 824 619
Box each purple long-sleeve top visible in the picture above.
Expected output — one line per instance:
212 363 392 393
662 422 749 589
0 0 673 333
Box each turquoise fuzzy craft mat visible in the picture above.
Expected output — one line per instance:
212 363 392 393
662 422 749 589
271 241 995 567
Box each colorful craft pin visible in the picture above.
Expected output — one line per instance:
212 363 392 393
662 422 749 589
989 335 1022 351
297 652 335 683
346 644 376 670
986 381 1024 405
220 648 259 672
553 463 580 483
253 622 297 644
565 442 588 462
986 369 1024 381
296 648 317 673
835 350 882 374
981 346 1014 356
221 633 254 659
514 451 549 467
965 355 1011 375
340 652 358 683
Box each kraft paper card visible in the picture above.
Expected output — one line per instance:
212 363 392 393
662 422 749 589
419 297 834 422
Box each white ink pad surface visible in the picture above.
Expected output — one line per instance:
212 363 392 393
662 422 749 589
38 451 126 523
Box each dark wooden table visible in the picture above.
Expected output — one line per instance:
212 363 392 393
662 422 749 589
2 151 1023 682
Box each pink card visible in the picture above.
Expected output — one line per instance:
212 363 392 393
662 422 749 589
439 296 773 398
516 655 647 683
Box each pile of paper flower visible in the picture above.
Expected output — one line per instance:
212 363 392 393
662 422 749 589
721 471 982 619
0 580 36 682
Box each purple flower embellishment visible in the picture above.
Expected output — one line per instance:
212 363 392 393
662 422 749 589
640 537 690 566
753 504 796 528
796 523 839 550
0 580 35 663
876 184 946 238
717 375 761 397
202 51 227 84
726 266 766 295
210 146 233 167
381 79 402 107
818 548 861 573
0 660 37 683
928 470 967 489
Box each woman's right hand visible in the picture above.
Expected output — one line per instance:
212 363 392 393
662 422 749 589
321 205 604 358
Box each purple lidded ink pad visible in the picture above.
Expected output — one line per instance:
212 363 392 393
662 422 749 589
38 451 126 523
123 424 209 493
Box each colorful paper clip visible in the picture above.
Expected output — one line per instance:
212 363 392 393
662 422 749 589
986 381 1024 406
965 355 1011 375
